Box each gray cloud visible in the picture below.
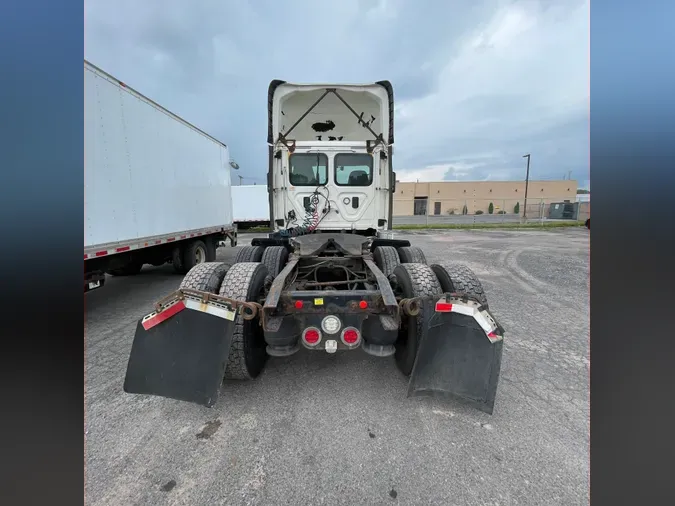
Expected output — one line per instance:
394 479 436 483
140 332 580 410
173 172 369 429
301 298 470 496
85 0 589 185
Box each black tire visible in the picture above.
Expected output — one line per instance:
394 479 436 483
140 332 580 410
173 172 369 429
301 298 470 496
205 237 218 262
373 246 400 278
585 218 590 230
234 245 265 263
430 263 488 308
182 240 208 272
106 262 143 276
397 246 427 264
261 246 289 282
179 262 231 293
219 262 269 380
172 246 186 274
393 263 442 376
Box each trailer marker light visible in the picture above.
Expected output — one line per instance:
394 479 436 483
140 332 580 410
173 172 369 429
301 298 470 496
314 298 324 306
435 301 453 312
303 327 321 345
358 300 368 309
341 327 360 345
294 300 304 309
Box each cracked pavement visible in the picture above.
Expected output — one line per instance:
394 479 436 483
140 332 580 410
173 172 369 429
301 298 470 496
85 228 589 505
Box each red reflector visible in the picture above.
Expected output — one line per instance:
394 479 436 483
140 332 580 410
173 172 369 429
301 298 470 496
343 329 359 344
304 329 320 344
487 331 500 340
435 302 453 312
141 301 186 330
95 250 108 257
116 246 131 252
294 300 303 309
358 300 368 309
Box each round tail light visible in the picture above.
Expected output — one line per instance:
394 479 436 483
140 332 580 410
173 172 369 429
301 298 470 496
341 327 360 346
302 327 321 346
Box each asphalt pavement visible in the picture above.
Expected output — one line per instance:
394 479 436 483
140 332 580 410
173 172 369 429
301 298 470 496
85 228 590 505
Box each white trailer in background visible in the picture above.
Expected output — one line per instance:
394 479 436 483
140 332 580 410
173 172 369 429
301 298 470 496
84 60 238 292
232 185 271 227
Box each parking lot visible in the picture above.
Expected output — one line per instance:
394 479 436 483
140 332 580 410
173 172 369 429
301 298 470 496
85 228 589 505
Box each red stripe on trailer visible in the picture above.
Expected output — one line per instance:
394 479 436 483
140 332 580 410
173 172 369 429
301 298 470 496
116 246 131 253
141 301 186 330
167 237 176 242
155 240 162 245
95 250 108 257
190 234 194 237
180 235 187 239
197 232 202 236
84 254 88 259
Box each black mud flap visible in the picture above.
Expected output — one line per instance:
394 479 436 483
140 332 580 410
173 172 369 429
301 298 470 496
407 303 504 414
123 299 237 408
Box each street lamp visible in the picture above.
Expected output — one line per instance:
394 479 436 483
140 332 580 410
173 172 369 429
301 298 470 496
522 154 531 220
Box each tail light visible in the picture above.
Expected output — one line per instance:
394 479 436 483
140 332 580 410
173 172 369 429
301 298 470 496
340 327 361 346
302 327 321 346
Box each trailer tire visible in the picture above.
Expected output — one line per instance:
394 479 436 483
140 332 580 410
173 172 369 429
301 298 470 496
430 263 489 309
205 237 218 262
373 246 400 278
179 262 231 294
393 263 442 376
261 246 288 283
172 246 186 274
106 262 143 277
182 240 208 272
219 262 269 380
234 245 265 263
397 246 427 264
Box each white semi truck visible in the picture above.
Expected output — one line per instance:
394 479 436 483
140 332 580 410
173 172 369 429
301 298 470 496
84 60 237 292
124 80 506 415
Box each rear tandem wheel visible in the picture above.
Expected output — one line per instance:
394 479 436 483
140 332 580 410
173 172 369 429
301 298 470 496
179 262 231 294
234 245 266 263
397 246 427 264
430 263 488 308
219 262 269 380
392 263 442 376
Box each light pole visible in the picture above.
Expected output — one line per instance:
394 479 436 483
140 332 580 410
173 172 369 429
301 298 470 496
523 154 531 220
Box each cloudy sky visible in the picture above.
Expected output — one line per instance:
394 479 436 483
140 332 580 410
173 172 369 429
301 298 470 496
84 0 589 188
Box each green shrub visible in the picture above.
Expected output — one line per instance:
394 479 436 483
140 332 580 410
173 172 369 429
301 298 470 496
514 202 520 214
475 210 484 215
497 210 506 214
447 209 456 215
462 205 468 215
488 202 494 214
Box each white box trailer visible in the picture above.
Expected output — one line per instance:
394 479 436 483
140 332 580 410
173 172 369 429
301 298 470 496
232 185 270 226
84 60 238 292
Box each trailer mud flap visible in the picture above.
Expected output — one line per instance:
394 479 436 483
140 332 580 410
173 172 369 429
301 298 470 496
123 294 238 407
407 298 504 414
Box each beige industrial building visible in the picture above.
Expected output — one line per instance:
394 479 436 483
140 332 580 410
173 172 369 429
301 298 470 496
393 180 578 217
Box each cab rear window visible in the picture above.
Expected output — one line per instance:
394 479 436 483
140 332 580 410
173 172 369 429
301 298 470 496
334 153 373 186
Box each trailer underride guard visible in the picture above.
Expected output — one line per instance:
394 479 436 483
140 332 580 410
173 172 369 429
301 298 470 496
123 81 505 414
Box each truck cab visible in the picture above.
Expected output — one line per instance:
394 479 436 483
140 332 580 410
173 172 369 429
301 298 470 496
267 81 396 236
